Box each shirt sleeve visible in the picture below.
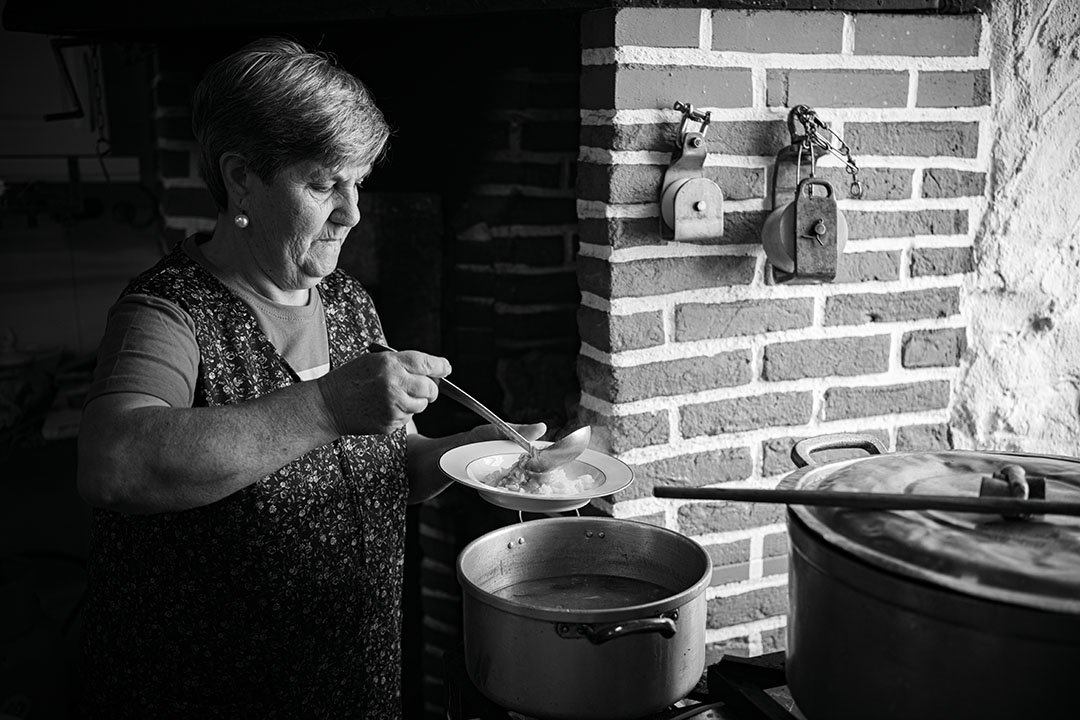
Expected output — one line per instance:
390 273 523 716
85 293 200 408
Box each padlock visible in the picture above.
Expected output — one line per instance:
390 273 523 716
659 104 724 243
762 178 848 284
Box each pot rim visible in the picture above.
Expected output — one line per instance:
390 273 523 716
781 443 1080 614
456 517 712 623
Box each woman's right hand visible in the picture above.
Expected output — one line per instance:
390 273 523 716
316 349 451 436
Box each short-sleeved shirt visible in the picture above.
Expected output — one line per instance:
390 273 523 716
87 235 330 407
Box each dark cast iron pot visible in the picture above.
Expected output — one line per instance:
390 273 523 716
781 433 1080 720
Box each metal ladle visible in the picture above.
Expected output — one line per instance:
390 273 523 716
367 343 591 472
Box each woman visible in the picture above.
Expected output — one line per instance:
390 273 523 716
76 37 543 719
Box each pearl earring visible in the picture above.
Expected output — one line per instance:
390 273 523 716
234 212 250 229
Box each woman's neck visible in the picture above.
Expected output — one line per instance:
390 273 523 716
201 225 311 307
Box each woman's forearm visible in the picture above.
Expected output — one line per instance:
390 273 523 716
78 384 340 514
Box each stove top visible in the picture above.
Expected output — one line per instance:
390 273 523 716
444 648 806 720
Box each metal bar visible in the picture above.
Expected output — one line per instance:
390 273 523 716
652 485 1080 517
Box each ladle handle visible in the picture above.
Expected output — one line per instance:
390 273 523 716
367 342 534 454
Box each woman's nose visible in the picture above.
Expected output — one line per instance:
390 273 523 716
332 189 362 227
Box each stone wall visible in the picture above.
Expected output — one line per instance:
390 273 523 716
953 0 1080 455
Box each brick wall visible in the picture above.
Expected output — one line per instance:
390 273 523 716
577 7 987 660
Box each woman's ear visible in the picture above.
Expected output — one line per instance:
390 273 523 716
219 153 250 206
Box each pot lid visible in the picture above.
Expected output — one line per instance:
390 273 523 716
781 449 1080 614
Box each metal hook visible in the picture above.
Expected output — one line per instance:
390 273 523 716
673 101 711 147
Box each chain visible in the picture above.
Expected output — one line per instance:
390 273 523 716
791 105 862 198
89 44 112 182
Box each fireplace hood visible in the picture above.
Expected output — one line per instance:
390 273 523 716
3 0 979 38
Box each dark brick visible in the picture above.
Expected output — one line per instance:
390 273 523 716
577 211 767 250
681 392 813 437
707 584 788 626
712 562 752 586
825 287 961 325
679 501 786 536
675 298 814 341
713 9 843 54
918 70 991 107
911 246 974 276
845 122 980 158
707 539 752 567
846 209 968 239
583 120 788 155
618 447 754 501
581 407 669 454
823 381 952 421
576 255 612 298
815 167 912 202
835 251 902 283
902 327 967 368
761 626 787 654
763 532 789 558
611 256 757 299
766 69 908 108
896 423 953 451
614 7 701 48
762 555 786 577
854 14 981 57
577 306 665 353
578 351 751 404
763 335 890 381
922 168 986 198
614 66 753 111
578 216 657 250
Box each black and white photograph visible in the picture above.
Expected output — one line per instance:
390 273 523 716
1 1 1076 718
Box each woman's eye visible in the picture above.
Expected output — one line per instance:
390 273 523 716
312 184 333 193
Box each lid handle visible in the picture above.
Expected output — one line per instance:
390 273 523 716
791 433 887 468
980 464 1045 519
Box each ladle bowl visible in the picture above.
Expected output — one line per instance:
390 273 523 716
523 425 592 473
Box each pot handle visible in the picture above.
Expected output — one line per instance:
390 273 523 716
559 616 677 645
791 433 886 468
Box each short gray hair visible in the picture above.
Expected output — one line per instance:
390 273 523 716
192 37 391 210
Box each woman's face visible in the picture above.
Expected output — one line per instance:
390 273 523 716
243 158 372 292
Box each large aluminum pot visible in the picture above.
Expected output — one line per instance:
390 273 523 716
782 433 1080 720
456 516 711 719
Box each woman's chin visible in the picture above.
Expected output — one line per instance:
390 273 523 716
304 243 344 279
